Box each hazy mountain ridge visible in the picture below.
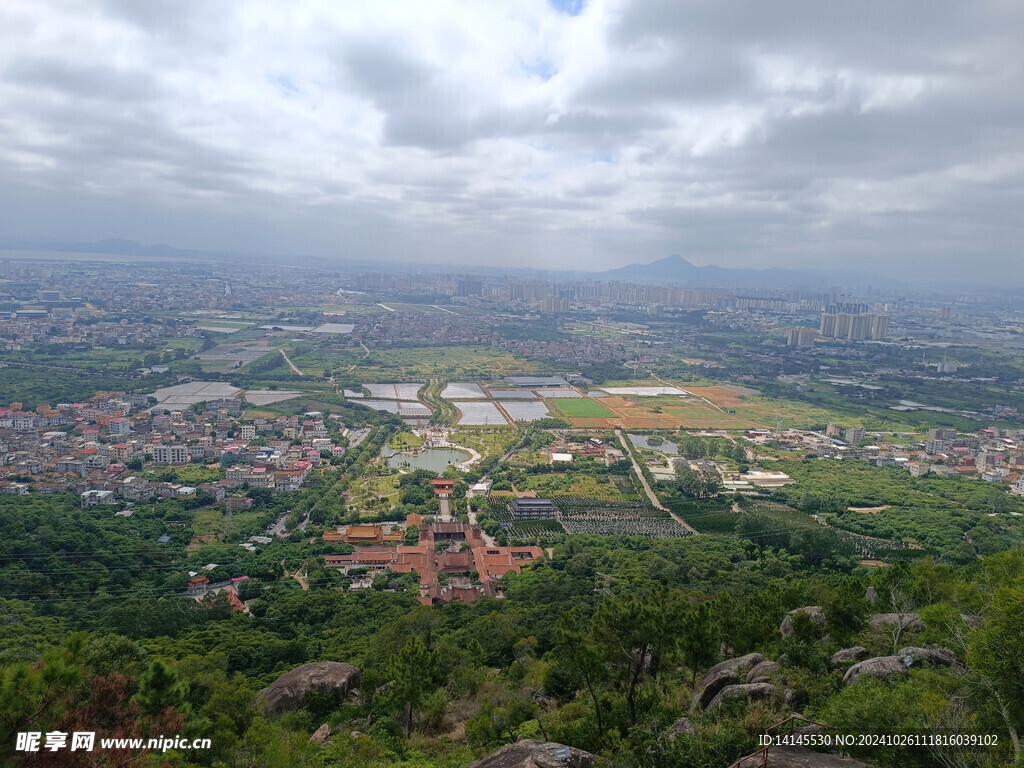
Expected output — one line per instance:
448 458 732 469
3 238 888 289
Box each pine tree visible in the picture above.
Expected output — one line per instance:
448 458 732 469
388 636 440 737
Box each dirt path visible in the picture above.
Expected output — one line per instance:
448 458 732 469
281 558 309 590
616 429 698 535
279 349 303 376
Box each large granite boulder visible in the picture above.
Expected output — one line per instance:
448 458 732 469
309 724 330 744
780 607 826 637
699 653 766 689
766 746 868 767
707 682 775 711
897 646 957 668
747 660 779 684
466 739 597 768
868 613 924 633
692 669 739 710
842 656 908 686
257 662 361 714
830 647 869 667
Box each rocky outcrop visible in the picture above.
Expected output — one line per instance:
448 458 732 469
865 587 879 604
747 660 779 684
692 669 739 710
868 613 924 633
897 646 957 668
830 647 869 666
707 682 775 711
699 653 766 689
257 662 361 715
466 740 597 768
842 656 908 686
309 724 330 744
766 745 868 767
780 607 826 637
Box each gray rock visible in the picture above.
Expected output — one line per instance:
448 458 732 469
780 607 826 637
766 745 869 767
466 739 597 768
792 723 825 737
776 653 790 667
707 682 776 711
667 717 697 740
897 646 957 668
867 613 925 633
865 586 879 604
747 660 779 684
830 647 869 667
842 656 909 686
692 669 740 711
309 724 330 744
699 653 766 689
257 662 361 715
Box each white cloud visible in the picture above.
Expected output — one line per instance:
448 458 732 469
0 0 1022 279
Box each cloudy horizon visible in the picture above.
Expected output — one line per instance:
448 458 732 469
1 1 1022 282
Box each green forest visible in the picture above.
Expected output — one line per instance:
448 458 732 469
3 476 1024 767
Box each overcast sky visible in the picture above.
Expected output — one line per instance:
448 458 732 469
1 0 1022 280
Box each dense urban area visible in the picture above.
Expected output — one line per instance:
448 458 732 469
3 253 1024 768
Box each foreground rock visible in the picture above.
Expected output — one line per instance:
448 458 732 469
747 660 779 684
868 613 924 633
842 656 908 686
466 739 597 768
766 745 868 767
257 662 361 714
897 646 958 668
309 724 330 744
780 607 826 637
699 653 766 688
707 682 775 711
830 647 869 667
692 669 739 711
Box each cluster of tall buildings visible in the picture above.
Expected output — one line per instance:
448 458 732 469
819 312 889 341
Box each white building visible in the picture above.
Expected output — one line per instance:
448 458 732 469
152 444 190 464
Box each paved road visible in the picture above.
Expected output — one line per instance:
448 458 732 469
616 429 698 535
347 427 371 448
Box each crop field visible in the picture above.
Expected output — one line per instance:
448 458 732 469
500 401 551 422
488 497 690 540
551 397 616 419
488 389 538 399
150 380 242 406
456 401 508 425
366 383 423 400
598 386 689 396
441 382 487 399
